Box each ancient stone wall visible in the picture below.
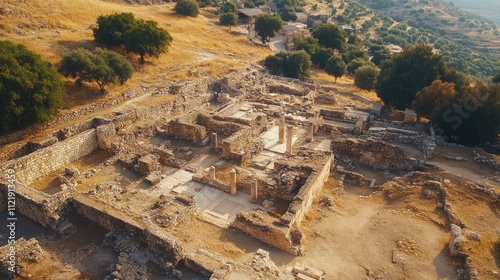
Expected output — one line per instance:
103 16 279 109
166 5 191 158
279 153 333 227
331 137 420 171
72 195 184 265
222 127 264 163
0 183 74 236
0 129 98 185
198 114 243 136
320 86 374 105
164 120 207 145
232 211 300 255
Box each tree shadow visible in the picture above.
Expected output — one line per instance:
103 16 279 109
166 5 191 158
432 244 464 279
62 81 106 110
492 241 500 270
57 39 98 51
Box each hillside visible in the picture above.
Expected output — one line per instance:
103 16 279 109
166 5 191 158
0 0 272 111
324 0 500 78
449 0 500 24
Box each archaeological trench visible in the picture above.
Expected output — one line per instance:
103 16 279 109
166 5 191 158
0 67 499 279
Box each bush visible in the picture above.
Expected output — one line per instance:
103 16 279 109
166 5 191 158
93 13 136 46
0 41 64 133
59 48 134 91
324 54 347 81
354 65 379 90
255 14 283 43
174 0 200 17
263 50 311 80
123 20 173 64
220 12 238 26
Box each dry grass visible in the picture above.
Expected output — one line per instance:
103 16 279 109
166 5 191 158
1 0 272 111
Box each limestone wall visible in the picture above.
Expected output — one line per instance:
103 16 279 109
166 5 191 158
72 195 184 264
222 127 264 163
331 137 420 171
280 153 333 227
0 129 98 185
320 86 374 105
198 114 243 136
164 120 207 145
0 183 74 236
232 211 300 255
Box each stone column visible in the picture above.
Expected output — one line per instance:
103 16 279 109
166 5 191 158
286 125 293 155
278 123 285 144
211 133 218 149
230 169 237 196
251 179 258 203
209 166 216 181
308 123 314 142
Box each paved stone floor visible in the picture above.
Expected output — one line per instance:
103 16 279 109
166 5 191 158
260 125 298 154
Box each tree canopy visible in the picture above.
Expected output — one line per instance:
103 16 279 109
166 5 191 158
324 54 347 82
263 50 311 80
93 13 136 46
312 23 347 52
123 20 173 64
411 80 457 120
354 65 379 91
255 14 283 44
376 44 446 109
432 82 500 145
174 0 200 17
0 41 64 133
58 48 133 91
93 14 173 64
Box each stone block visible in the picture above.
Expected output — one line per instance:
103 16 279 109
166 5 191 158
138 154 160 175
96 123 116 150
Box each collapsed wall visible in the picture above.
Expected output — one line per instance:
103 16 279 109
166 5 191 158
331 137 420 171
0 183 75 236
232 149 333 255
72 194 184 265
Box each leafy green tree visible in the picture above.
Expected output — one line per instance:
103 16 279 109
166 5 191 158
324 54 347 82
293 35 320 56
255 14 283 44
347 34 363 47
343 45 368 64
263 52 288 75
123 20 173 64
441 68 470 90
354 65 379 90
435 82 500 145
311 47 334 69
284 50 311 79
279 5 297 22
371 48 392 66
411 80 456 120
0 41 64 133
347 58 375 74
59 48 133 91
220 12 238 27
262 51 311 80
220 1 238 14
376 44 446 109
174 0 200 17
93 13 136 46
312 23 347 52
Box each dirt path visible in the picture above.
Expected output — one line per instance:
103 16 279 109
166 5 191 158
293 188 457 279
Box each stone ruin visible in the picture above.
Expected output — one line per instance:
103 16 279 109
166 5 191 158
0 66 491 278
